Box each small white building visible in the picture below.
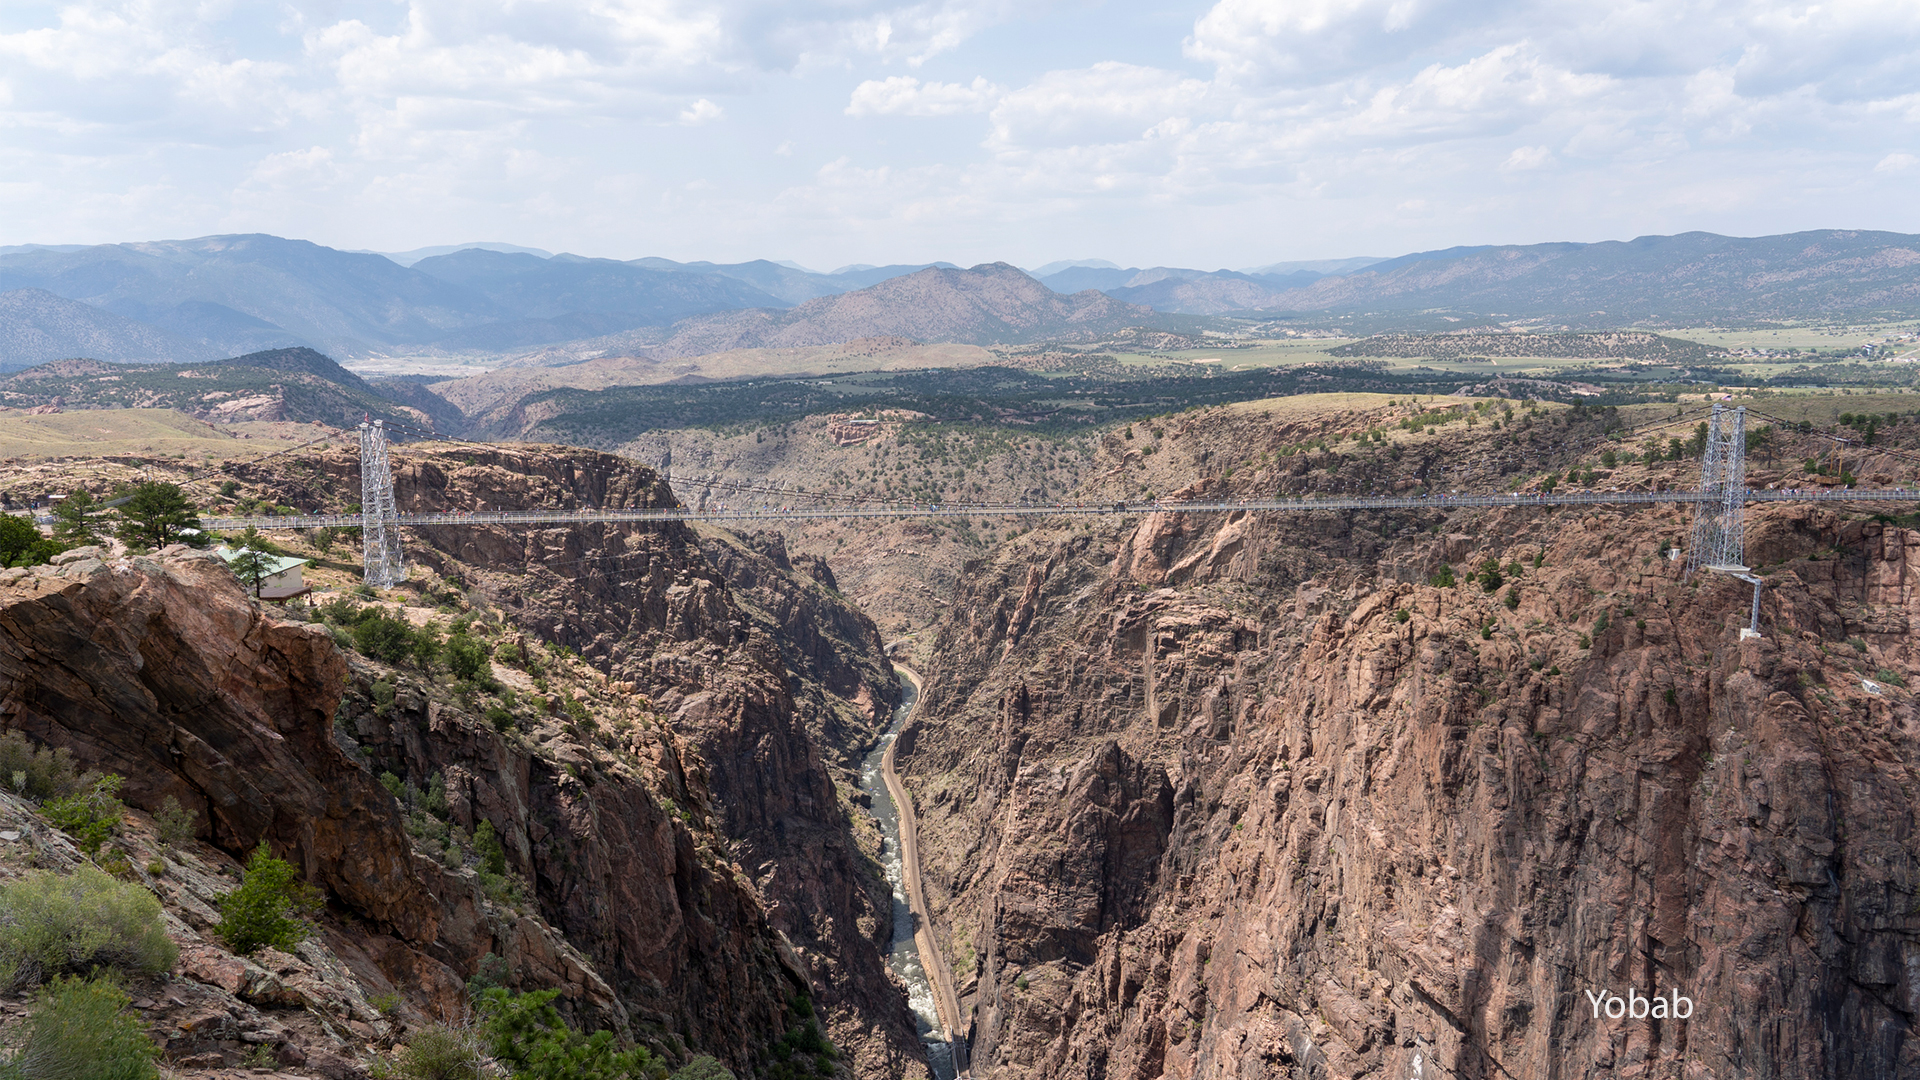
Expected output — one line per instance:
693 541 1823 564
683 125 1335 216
214 547 311 600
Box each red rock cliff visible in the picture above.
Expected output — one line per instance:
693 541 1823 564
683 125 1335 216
902 408 1920 1080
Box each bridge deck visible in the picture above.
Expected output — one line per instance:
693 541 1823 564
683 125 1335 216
203 487 1920 531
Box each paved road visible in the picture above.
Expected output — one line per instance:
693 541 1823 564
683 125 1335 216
202 485 1920 532
884 665 970 1078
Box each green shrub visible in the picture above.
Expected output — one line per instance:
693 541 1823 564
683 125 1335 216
385 1023 485 1080
41 776 124 857
670 1056 736 1080
354 613 421 666
465 953 511 997
473 820 507 877
1427 565 1456 588
445 634 492 684
0 977 159 1080
319 595 363 625
1877 668 1907 688
476 987 668 1080
153 796 196 846
0 516 63 570
0 867 177 989
1476 558 1504 593
215 843 321 955
423 774 451 819
0 733 81 802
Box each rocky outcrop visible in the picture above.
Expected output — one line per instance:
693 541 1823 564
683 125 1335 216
902 407 1920 1079
0 550 438 941
0 440 925 1077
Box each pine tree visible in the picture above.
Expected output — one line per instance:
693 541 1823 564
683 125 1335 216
50 488 101 545
114 482 203 550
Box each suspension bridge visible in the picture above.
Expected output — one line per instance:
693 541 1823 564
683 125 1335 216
189 405 1915 635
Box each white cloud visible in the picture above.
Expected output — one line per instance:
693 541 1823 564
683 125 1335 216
1186 0 1509 85
987 63 1212 150
680 98 724 125
1501 144 1553 171
247 147 345 189
1877 152 1918 173
847 76 999 116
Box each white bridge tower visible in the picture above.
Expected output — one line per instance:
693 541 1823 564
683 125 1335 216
359 420 406 588
1684 403 1762 637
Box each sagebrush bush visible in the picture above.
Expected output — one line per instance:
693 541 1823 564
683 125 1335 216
385 1023 485 1080
215 843 321 955
0 976 159 1080
0 867 177 989
0 733 81 802
153 796 196 846
40 775 123 857
670 1057 737 1080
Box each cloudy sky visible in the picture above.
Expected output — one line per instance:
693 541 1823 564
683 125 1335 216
2 0 1917 269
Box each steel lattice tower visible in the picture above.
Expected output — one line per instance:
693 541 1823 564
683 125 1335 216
359 420 406 587
1684 403 1748 579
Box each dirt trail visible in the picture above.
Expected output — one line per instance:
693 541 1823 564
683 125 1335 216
884 664 970 1076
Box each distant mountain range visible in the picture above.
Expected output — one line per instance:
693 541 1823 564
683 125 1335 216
3 230 1918 370
0 235 960 364
1257 232 1920 323
1035 232 1920 322
0 288 225 367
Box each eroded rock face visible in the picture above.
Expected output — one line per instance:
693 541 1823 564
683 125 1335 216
0 551 436 940
904 420 1920 1079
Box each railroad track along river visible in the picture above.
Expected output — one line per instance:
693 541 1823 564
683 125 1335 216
869 665 970 1079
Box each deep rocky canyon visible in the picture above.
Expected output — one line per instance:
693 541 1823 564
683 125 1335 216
1 397 1917 1080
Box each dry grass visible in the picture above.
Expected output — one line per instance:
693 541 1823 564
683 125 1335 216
0 409 273 461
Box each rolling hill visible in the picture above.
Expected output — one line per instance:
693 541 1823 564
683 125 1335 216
511 263 1159 364
0 347 442 429
1040 265 1325 314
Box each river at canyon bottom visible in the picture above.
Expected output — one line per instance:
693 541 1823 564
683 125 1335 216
859 673 957 1080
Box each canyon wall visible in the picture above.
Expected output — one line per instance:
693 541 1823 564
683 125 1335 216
0 443 925 1077
901 406 1920 1079
375 445 924 1075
